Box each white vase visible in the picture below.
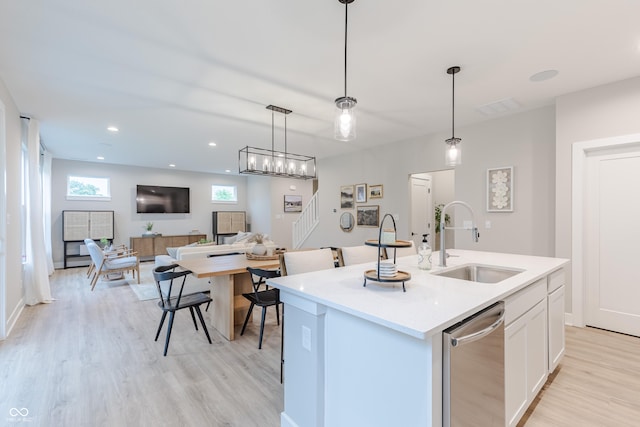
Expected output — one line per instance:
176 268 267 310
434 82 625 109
252 244 267 255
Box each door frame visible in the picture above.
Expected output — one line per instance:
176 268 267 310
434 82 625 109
571 133 640 327
409 174 433 249
0 100 6 340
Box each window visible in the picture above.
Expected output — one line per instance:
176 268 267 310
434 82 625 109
66 175 111 200
211 185 237 203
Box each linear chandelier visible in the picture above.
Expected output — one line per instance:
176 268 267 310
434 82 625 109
239 105 316 180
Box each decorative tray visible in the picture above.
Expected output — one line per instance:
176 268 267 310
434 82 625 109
246 250 285 261
365 239 412 248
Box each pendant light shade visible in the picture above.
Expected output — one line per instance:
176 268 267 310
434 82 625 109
445 66 462 167
334 0 357 141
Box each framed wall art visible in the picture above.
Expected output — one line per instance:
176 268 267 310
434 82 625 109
356 205 380 227
284 194 303 212
369 184 383 199
487 166 513 212
340 185 354 209
355 183 367 203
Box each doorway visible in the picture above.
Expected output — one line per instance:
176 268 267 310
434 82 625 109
409 170 455 251
584 144 640 336
409 174 432 249
572 133 640 336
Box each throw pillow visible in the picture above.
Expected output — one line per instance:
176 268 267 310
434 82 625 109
235 231 253 243
166 247 179 258
223 235 237 244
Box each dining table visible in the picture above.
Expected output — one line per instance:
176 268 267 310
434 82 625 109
176 253 280 341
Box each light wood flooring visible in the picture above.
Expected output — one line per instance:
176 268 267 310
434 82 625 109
1 264 639 426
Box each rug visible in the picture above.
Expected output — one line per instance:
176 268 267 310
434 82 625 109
128 281 159 301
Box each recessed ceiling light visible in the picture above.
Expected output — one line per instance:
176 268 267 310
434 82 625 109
225 169 231 173
208 141 217 147
529 69 559 82
169 164 176 168
97 156 105 160
107 126 119 133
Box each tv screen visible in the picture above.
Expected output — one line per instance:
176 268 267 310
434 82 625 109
136 185 190 214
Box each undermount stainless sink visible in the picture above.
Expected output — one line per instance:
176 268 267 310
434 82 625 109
432 264 524 284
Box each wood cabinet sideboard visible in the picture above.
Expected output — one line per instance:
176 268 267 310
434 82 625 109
130 234 206 260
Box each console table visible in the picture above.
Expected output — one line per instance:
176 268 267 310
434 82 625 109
130 234 206 261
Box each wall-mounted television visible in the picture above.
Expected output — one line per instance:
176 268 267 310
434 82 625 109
136 185 190 214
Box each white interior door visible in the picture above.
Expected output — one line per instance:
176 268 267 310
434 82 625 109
585 146 640 337
410 176 432 248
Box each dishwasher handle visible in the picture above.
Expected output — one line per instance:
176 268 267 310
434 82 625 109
450 308 505 347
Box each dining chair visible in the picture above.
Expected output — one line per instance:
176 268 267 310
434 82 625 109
337 245 386 267
241 267 282 349
152 264 213 356
385 240 416 261
87 241 140 290
279 248 337 276
277 248 337 383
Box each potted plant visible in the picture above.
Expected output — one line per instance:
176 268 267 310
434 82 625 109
143 222 154 236
434 204 451 250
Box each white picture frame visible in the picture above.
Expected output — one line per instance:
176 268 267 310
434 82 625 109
487 166 513 212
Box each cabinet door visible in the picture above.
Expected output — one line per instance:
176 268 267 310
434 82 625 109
171 236 190 247
527 300 548 400
131 237 154 258
548 285 565 372
154 236 171 255
505 315 528 427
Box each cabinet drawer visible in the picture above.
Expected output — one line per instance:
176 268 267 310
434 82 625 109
548 268 565 293
504 278 546 325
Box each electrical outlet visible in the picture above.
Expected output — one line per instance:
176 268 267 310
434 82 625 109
485 220 491 229
302 326 311 351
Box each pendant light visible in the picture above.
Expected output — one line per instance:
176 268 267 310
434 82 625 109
334 0 357 141
445 66 462 166
238 105 316 180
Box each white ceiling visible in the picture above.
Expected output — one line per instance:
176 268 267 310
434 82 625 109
1 0 639 175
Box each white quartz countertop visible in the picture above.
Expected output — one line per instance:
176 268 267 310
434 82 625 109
268 250 569 340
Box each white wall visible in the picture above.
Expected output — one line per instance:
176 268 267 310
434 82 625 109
246 175 312 248
556 75 640 315
306 106 556 258
51 159 250 267
51 159 312 267
0 77 25 338
268 178 313 249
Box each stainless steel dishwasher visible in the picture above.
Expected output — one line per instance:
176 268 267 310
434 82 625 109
443 301 505 427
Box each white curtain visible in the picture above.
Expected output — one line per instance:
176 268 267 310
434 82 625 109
23 119 53 305
42 150 54 274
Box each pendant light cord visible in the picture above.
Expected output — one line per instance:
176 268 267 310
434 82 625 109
451 71 455 139
343 0 348 97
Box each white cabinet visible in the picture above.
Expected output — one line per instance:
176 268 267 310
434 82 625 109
548 284 565 372
504 279 548 427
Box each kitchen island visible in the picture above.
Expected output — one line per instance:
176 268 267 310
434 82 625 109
268 249 569 427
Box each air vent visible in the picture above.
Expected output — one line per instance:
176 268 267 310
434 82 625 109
476 98 521 116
